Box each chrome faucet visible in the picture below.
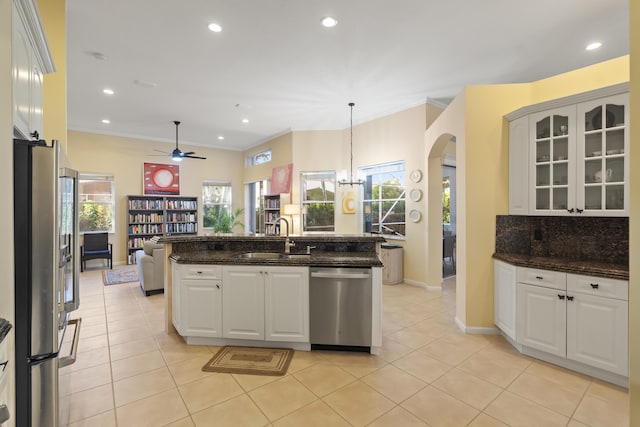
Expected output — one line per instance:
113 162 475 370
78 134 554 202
274 217 295 254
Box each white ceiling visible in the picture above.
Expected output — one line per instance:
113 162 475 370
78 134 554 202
66 0 628 152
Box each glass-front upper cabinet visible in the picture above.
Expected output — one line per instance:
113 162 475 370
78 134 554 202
576 93 629 216
528 106 576 215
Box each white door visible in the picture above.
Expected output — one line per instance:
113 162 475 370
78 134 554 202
494 260 517 341
182 279 222 338
566 293 628 376
265 267 309 342
222 266 265 340
517 283 566 357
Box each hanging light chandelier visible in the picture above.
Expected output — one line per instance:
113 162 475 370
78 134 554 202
338 102 364 187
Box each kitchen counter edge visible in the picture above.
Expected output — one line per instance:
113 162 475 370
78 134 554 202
169 251 383 268
492 253 628 280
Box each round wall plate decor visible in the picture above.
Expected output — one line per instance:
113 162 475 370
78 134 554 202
410 188 422 202
410 169 423 183
409 209 422 222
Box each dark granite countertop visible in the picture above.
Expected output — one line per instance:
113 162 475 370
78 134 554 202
170 250 383 268
493 253 628 280
158 233 385 244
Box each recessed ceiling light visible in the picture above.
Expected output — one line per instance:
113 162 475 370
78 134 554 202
101 119 111 124
586 41 602 51
103 88 114 95
321 16 338 28
242 118 249 124
217 136 224 140
208 23 222 32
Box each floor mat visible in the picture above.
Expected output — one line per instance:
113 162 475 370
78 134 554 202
202 346 294 376
102 266 139 285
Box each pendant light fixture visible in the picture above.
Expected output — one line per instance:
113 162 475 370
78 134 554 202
338 102 364 187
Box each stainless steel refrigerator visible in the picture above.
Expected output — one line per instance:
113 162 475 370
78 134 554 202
14 137 81 427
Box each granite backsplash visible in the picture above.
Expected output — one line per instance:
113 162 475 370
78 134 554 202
495 215 628 265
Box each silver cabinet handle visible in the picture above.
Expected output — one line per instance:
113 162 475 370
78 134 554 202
59 318 82 368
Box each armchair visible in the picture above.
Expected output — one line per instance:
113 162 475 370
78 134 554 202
80 232 112 272
135 237 165 296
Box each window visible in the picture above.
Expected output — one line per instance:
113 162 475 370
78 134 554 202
246 148 272 167
301 171 335 232
202 181 232 230
79 174 115 234
361 161 406 237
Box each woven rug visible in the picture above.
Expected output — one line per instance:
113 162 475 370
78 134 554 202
203 346 294 376
102 266 139 286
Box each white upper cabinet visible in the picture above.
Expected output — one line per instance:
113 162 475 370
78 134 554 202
507 84 629 216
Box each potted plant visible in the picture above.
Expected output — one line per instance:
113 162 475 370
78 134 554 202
208 208 244 234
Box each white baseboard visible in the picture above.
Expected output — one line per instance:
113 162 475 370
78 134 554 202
454 317 500 335
403 278 442 292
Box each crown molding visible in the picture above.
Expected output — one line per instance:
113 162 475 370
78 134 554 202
14 0 55 73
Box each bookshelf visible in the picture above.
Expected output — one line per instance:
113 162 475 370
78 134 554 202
263 193 290 235
126 195 198 263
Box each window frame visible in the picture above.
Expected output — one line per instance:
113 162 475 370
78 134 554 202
245 148 272 167
78 173 115 234
202 180 233 229
301 171 336 233
360 161 406 238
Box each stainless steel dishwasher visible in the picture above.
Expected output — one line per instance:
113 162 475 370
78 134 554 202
309 267 372 351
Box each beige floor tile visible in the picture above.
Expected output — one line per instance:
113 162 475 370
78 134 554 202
323 380 395 426
67 410 116 427
457 348 530 387
467 413 509 427
418 332 488 366
361 364 427 403
111 349 167 381
431 367 503 410
293 363 357 397
286 349 328 373
484 391 569 427
164 417 196 427
376 338 414 362
77 334 109 353
178 373 245 413
106 317 146 333
168 353 217 385
232 371 283 392
401 385 479 427
273 400 351 427
109 337 158 361
108 326 153 346
573 392 629 427
392 351 453 383
249 375 318 421
61 363 112 395
160 342 213 365
66 384 114 424
115 388 189 427
113 366 176 407
319 351 388 378
60 346 111 374
384 328 439 349
367 406 428 427
508 372 585 416
567 420 589 427
524 361 591 393
191 394 269 427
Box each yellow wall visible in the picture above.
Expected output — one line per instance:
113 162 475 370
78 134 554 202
67 131 244 264
36 0 66 152
242 132 293 185
629 0 638 421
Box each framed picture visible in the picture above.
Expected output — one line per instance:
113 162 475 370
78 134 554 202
143 162 180 195
270 163 293 195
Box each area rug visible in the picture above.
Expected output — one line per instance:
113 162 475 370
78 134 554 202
102 266 139 286
202 346 294 376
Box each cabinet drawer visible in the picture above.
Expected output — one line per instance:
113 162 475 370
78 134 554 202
567 274 628 301
180 264 222 280
517 267 566 290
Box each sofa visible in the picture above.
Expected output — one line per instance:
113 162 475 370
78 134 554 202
135 237 165 296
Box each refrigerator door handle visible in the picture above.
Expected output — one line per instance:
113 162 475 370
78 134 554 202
58 318 81 368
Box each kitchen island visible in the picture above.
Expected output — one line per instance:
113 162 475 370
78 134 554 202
157 234 385 353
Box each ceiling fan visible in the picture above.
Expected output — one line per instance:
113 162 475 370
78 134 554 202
155 121 207 161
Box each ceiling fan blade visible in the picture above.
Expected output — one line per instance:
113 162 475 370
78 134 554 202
181 151 195 155
153 148 170 154
183 154 207 160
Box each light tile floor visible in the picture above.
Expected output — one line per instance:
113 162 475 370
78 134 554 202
59 269 630 426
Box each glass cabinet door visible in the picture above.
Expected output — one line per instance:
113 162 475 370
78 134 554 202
529 106 575 214
577 93 629 215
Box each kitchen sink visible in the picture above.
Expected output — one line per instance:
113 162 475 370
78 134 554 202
234 252 311 260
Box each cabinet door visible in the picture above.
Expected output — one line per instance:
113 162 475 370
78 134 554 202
494 260 517 341
264 267 309 342
171 262 181 333
222 266 265 340
182 280 222 338
517 283 566 357
12 7 32 138
509 116 529 215
567 293 628 376
528 106 576 215
576 93 629 216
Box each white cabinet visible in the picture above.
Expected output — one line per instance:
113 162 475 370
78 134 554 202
380 245 403 285
222 265 309 342
172 263 222 338
493 260 517 341
12 5 49 138
566 274 628 376
507 85 629 216
508 265 628 379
